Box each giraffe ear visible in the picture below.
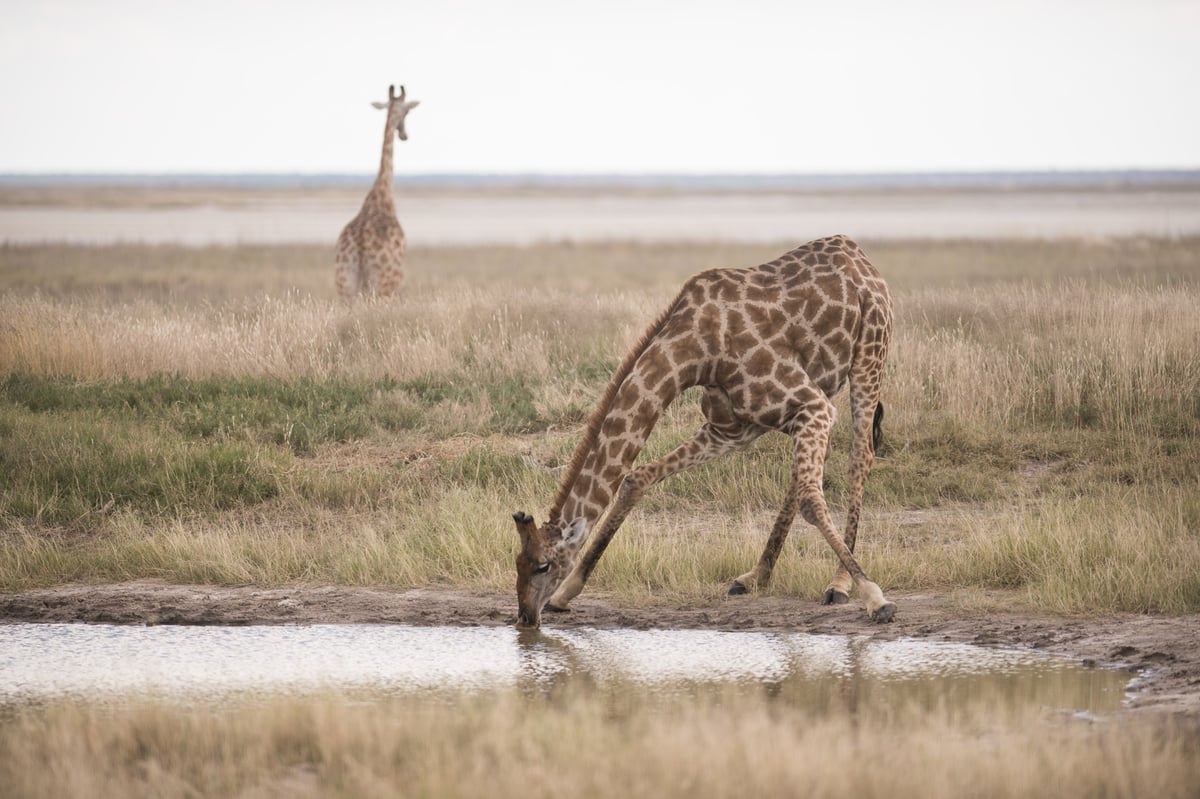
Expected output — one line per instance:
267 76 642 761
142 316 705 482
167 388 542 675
561 517 588 550
371 101 388 110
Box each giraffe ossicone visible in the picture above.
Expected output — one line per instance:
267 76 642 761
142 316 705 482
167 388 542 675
334 83 420 299
514 235 896 628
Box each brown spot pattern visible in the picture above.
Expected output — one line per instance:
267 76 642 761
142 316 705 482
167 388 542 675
334 91 413 299
538 236 895 621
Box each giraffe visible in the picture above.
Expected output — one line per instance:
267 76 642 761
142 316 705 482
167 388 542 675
334 84 420 299
513 234 895 628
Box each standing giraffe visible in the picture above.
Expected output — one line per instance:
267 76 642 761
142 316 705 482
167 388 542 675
334 84 420 299
513 235 895 627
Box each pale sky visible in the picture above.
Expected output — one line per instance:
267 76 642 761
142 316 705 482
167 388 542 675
2 0 1197 175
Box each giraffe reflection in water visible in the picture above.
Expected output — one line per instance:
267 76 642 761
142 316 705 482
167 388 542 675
511 629 1129 717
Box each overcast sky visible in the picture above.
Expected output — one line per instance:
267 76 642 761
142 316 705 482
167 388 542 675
2 0 1197 175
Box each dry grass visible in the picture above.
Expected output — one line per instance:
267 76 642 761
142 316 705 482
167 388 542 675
0 287 642 382
1 238 1199 614
3 234 1200 799
2 689 1197 799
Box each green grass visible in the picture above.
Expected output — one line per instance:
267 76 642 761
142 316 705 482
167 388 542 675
0 401 284 525
1 373 388 452
1 238 1199 613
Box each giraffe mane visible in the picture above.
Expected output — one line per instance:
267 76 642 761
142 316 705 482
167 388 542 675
547 287 687 523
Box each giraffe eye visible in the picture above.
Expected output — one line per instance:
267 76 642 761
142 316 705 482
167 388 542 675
534 562 552 575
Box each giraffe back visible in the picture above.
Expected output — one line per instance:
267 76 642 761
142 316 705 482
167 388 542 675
650 235 892 427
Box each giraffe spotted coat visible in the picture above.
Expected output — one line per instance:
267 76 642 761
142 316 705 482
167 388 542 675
334 84 418 299
515 235 895 627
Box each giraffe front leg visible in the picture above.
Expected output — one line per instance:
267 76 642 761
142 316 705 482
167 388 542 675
546 476 644 611
820 575 854 605
544 563 586 613
554 415 764 609
824 394 883 607
729 485 799 595
821 503 857 606
820 488 862 605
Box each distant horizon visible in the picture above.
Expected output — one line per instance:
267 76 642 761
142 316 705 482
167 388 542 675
4 168 1200 191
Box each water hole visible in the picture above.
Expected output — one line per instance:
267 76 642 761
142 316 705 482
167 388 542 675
0 623 1131 714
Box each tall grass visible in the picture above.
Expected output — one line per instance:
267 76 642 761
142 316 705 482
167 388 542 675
1 239 1198 612
895 281 1200 432
1 688 1197 799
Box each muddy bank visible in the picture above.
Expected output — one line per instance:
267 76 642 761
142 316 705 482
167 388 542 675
3 582 1197 717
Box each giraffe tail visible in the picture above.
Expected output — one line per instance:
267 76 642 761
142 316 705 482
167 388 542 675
872 401 885 454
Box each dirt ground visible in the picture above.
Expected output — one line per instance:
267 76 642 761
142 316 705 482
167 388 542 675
2 582 1197 718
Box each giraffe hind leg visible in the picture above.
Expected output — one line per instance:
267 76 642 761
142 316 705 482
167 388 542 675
335 243 367 299
375 231 406 298
824 380 886 604
771 392 894 622
728 387 816 595
334 255 358 299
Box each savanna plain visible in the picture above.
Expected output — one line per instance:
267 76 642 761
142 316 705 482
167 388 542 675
1 191 1199 797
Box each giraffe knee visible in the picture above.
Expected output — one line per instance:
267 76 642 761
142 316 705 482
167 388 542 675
620 471 655 498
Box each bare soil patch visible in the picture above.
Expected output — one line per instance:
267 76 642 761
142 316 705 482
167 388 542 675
3 582 1197 717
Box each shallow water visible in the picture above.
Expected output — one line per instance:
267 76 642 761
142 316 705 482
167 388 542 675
3 189 1198 245
0 623 1130 713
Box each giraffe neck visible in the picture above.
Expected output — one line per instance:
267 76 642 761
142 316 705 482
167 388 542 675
552 357 686 544
555 365 677 535
369 108 398 206
547 287 690 537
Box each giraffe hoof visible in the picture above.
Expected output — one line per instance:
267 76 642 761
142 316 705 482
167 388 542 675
870 603 897 624
821 589 850 606
543 602 571 614
727 581 749 596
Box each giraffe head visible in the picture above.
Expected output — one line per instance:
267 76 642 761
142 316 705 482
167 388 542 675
512 511 586 628
371 84 420 141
